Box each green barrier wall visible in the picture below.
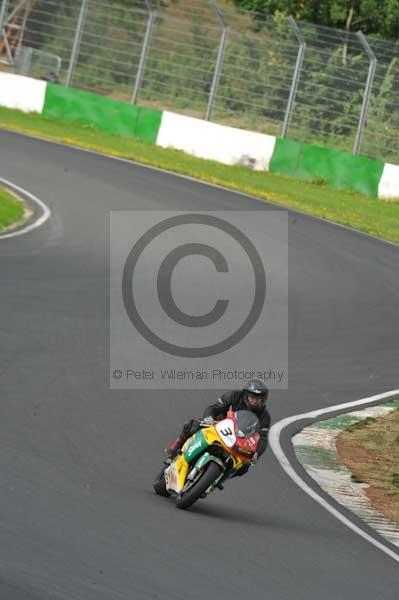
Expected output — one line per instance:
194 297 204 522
43 85 162 144
269 138 384 198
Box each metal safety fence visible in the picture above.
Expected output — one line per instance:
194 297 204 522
1 0 399 163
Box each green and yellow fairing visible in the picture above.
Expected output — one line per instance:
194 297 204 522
168 426 245 493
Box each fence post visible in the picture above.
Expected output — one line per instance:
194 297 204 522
131 0 156 104
16 0 31 55
66 0 89 88
281 16 305 138
0 0 9 42
205 0 228 121
353 32 377 156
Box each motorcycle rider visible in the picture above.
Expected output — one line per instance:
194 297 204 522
166 379 271 474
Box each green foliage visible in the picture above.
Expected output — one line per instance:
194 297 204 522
360 55 399 161
143 17 215 106
230 0 399 39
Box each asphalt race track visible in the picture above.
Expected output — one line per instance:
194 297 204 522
1 129 398 600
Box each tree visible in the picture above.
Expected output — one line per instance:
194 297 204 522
230 0 399 39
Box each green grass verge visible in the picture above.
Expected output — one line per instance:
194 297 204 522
0 186 25 232
1 106 399 243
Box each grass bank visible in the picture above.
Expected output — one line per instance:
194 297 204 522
1 106 399 244
336 407 399 524
0 186 25 232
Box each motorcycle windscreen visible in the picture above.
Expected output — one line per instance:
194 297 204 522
235 410 260 437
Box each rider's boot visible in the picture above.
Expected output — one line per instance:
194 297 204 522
165 433 186 460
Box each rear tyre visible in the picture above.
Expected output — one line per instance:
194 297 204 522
153 469 170 497
176 461 223 510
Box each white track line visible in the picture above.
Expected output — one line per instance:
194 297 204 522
269 389 399 564
0 177 51 239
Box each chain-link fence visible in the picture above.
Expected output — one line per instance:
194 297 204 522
1 0 399 163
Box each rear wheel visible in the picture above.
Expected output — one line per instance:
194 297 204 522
176 461 223 510
153 469 170 497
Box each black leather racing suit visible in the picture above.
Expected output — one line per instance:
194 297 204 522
203 389 271 457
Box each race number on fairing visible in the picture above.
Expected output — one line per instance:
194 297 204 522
215 419 236 447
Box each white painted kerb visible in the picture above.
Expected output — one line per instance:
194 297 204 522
270 389 399 564
0 177 51 239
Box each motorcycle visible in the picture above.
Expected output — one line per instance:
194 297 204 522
153 409 260 509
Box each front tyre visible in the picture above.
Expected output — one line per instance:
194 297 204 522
153 469 170 497
176 461 223 510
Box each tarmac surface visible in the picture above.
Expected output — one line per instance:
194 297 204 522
1 130 398 599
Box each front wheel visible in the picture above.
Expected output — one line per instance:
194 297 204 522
176 461 223 510
153 468 170 497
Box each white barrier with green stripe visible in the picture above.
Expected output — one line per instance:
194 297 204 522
1 72 399 200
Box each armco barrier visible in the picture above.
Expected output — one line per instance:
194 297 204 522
1 73 399 200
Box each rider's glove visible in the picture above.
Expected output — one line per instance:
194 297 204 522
202 416 215 426
251 452 258 466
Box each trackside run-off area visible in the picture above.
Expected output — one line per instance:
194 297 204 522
1 104 399 244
